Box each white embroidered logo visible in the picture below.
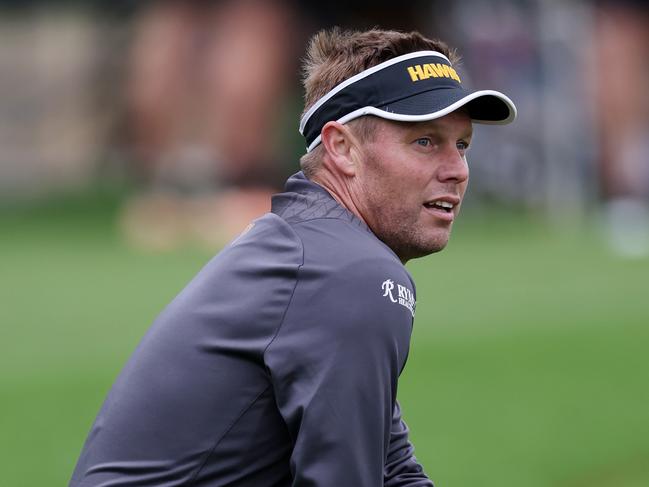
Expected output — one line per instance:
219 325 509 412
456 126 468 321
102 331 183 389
381 279 416 317
381 279 398 303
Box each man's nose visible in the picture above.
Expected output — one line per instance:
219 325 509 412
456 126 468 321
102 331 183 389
437 148 469 183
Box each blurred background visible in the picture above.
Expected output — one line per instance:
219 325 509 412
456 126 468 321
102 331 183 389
1 0 648 485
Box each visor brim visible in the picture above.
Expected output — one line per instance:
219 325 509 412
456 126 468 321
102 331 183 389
378 88 517 125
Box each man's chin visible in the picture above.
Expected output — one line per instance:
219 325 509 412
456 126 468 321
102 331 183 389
421 229 452 253
396 237 450 262
418 241 448 257
375 223 453 262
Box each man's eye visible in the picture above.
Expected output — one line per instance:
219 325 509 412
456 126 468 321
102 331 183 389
457 140 470 152
416 138 431 147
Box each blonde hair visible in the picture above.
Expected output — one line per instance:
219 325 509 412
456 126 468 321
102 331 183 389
299 28 458 178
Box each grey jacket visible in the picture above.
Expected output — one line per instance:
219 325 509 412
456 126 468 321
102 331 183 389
70 172 432 486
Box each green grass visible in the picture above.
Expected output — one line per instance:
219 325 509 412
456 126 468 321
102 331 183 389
2 194 648 486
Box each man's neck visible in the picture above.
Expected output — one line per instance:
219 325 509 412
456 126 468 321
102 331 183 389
310 172 368 227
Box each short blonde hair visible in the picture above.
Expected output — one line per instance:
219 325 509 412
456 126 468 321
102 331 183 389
299 28 458 178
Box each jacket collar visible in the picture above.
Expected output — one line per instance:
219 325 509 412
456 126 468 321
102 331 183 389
271 172 370 234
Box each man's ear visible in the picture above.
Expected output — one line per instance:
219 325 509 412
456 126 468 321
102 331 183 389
320 121 361 177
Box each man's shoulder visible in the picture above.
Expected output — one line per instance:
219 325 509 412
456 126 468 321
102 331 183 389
222 212 413 294
187 213 304 292
226 212 304 257
290 217 404 274
285 219 417 322
225 210 415 316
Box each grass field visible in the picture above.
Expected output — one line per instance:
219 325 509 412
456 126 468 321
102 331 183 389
2 192 648 486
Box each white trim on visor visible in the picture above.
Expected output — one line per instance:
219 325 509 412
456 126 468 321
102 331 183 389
298 50 451 134
305 89 517 153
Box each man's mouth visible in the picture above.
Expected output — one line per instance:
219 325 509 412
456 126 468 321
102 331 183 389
422 197 459 222
423 200 454 213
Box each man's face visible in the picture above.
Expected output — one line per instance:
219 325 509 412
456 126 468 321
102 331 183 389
351 110 472 262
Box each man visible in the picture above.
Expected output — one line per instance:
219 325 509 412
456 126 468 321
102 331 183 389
70 28 516 486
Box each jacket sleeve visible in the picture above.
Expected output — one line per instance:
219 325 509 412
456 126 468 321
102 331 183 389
384 401 434 486
264 258 419 486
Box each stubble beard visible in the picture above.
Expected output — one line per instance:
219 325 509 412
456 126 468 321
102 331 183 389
359 167 451 262
366 197 451 262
